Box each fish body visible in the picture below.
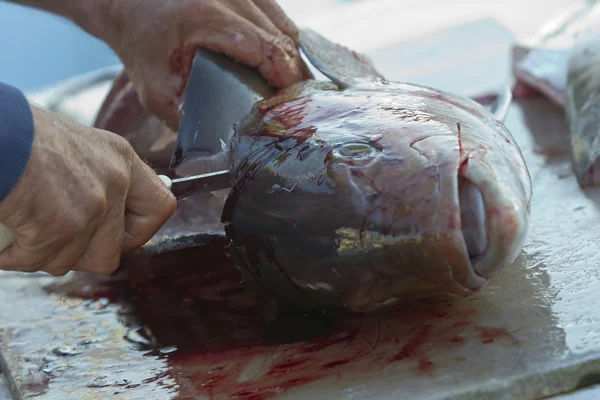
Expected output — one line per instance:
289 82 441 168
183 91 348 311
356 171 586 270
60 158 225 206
96 29 532 312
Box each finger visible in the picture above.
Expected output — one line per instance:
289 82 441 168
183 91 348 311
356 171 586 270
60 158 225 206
71 202 126 275
187 11 303 87
0 231 91 275
231 0 289 42
247 0 313 80
129 65 183 132
252 0 300 43
122 157 176 250
257 35 309 87
0 242 46 272
39 233 94 276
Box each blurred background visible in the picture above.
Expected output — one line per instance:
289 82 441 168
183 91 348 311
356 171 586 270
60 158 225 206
0 0 582 96
0 2 120 92
0 0 582 92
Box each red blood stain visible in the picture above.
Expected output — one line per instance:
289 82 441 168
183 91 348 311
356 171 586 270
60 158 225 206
452 321 471 328
168 46 194 97
476 326 518 345
322 359 352 369
301 331 357 353
512 82 542 99
393 325 432 361
418 358 435 374
169 48 183 74
450 336 465 344
41 245 480 399
533 148 568 158
274 358 309 370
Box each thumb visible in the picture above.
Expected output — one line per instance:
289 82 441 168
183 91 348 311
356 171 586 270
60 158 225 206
122 157 176 250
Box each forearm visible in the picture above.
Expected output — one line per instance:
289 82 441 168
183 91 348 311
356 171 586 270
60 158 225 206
5 0 114 42
0 83 34 202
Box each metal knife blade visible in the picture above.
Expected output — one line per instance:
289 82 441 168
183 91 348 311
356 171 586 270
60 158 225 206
158 170 231 199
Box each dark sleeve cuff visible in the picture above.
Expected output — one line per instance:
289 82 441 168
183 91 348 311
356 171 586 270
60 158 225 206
0 82 34 202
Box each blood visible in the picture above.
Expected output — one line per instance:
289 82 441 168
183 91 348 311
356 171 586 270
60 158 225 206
274 359 309 370
512 82 542 99
393 325 432 361
418 358 435 374
169 48 183 74
39 249 481 399
476 326 518 344
533 148 568 158
450 336 466 344
457 122 463 159
322 359 352 369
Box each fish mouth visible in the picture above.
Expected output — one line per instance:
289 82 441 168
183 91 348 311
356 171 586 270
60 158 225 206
458 175 488 266
457 157 526 283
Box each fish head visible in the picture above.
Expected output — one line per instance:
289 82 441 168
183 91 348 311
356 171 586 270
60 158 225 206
223 79 532 312
222 29 532 312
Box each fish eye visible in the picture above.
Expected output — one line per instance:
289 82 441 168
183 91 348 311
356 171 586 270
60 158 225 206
333 143 378 161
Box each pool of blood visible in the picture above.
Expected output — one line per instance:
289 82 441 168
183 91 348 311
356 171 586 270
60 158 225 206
41 244 516 399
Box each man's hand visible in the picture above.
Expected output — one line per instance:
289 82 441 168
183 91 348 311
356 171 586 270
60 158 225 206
0 105 176 276
97 0 312 130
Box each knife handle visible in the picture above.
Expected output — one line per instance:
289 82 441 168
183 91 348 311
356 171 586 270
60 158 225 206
0 223 16 253
158 174 172 190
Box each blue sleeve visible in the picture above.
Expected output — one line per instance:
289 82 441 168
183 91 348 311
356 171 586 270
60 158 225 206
0 82 34 202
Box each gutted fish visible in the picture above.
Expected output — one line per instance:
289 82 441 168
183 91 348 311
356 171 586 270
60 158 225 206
512 2 600 187
96 29 532 312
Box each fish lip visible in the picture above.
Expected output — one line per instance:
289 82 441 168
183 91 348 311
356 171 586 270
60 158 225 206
458 156 527 282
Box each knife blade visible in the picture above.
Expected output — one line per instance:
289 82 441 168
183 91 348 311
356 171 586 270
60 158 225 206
158 170 231 199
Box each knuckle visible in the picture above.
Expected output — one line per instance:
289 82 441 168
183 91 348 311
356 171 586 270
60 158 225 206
108 167 131 195
88 192 109 218
111 133 135 157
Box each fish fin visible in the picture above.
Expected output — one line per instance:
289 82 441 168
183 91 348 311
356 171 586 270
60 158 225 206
298 28 385 88
171 48 275 176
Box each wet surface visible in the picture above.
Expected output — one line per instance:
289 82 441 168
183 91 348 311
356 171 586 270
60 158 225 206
0 241 567 400
4 12 600 400
2 96 600 399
